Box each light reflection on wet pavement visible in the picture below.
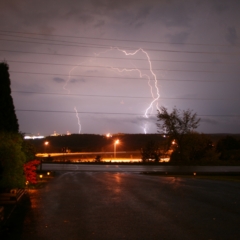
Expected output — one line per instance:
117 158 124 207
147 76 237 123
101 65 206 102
2 172 240 240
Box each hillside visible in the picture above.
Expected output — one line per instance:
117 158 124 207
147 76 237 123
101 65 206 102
27 133 240 153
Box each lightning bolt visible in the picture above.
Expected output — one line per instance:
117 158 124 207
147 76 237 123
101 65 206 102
63 62 87 133
111 47 160 118
142 124 147 134
104 47 161 133
64 48 119 133
63 49 115 133
74 107 81 133
64 46 160 134
63 66 78 93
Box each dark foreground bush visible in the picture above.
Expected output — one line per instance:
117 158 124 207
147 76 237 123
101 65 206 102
0 132 26 190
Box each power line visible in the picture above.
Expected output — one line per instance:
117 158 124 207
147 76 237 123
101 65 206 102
2 33 240 56
2 49 240 66
16 109 142 115
12 91 151 99
9 70 239 83
0 49 87 58
5 60 240 73
0 33 106 48
15 109 240 118
0 30 239 48
1 38 239 55
12 90 236 101
0 34 127 52
6 58 240 66
9 71 239 83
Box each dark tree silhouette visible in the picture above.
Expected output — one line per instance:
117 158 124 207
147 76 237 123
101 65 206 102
157 106 200 161
0 62 19 132
141 141 162 162
216 136 240 161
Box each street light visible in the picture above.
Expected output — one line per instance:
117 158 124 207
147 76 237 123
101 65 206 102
44 141 49 153
114 139 119 158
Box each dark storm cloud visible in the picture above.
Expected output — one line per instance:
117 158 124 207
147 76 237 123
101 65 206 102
130 7 152 28
136 6 151 20
166 31 189 44
53 77 65 83
211 1 229 14
225 27 238 45
150 2 192 28
19 3 57 29
103 0 192 29
108 5 152 28
0 0 237 34
65 8 94 24
134 21 145 28
130 6 151 25
0 0 191 34
94 20 105 28
0 0 94 31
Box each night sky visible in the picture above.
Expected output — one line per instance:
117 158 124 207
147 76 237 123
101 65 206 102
1 0 240 135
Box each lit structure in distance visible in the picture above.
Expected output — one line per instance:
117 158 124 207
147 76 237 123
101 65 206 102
114 139 119 158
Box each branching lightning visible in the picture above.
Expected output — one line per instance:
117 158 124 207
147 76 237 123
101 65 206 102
107 47 160 133
64 46 161 134
110 47 160 118
63 60 88 133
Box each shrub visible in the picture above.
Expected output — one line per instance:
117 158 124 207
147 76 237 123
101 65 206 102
216 136 240 160
24 160 41 184
170 132 216 162
0 132 26 190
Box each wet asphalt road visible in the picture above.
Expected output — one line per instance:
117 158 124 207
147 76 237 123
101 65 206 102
2 172 240 240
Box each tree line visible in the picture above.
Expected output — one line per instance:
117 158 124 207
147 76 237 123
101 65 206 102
29 104 240 163
29 132 240 164
142 106 240 163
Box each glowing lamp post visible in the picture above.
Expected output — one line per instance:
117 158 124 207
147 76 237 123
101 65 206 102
114 139 119 159
44 141 49 153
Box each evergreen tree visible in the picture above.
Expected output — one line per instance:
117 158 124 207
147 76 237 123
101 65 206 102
0 62 19 132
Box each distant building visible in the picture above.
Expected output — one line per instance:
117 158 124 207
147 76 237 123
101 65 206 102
24 134 45 140
50 131 60 136
50 131 71 136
